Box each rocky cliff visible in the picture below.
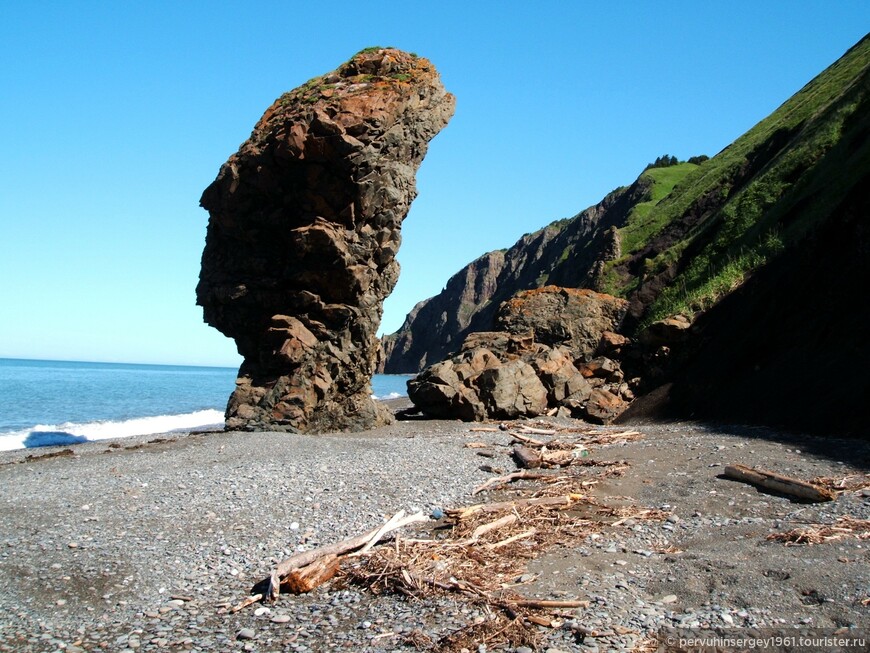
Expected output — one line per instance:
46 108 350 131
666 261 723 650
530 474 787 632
380 177 653 372
391 34 870 436
197 48 454 432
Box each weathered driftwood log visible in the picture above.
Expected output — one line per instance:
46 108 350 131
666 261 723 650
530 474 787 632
723 464 835 502
239 511 429 603
541 449 575 467
281 554 342 593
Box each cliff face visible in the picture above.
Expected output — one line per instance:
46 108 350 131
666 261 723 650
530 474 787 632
380 178 653 372
197 48 454 432
389 34 870 436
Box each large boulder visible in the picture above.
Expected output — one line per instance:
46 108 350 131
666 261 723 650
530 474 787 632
405 347 499 421
197 48 454 432
531 346 593 405
585 388 628 424
473 360 548 419
496 286 629 359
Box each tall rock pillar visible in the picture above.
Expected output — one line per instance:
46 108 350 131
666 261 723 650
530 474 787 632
197 48 454 432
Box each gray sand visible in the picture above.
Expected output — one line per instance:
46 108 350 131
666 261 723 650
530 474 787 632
1 406 868 652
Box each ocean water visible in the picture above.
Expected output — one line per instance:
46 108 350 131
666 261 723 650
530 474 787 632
0 358 411 451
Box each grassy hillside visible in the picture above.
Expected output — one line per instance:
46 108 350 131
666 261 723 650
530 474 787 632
383 35 870 384
602 35 870 328
617 163 699 254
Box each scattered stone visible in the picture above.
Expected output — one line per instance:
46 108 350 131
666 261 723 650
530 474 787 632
236 628 256 640
0 408 867 652
638 315 692 348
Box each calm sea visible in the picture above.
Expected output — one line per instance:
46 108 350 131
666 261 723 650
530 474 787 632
0 358 411 451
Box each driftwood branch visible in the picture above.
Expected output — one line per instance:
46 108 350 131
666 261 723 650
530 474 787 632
485 528 537 550
516 425 557 436
508 598 591 609
274 511 426 577
472 470 554 495
511 432 547 447
447 494 583 521
466 513 517 542
230 593 263 613
350 510 410 557
723 464 835 502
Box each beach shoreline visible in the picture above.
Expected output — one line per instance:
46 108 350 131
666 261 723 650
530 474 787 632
1 408 868 652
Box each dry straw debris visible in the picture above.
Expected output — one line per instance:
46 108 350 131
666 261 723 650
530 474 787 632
766 516 870 546
234 421 668 650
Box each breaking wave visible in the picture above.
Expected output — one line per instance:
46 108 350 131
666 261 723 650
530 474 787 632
0 409 225 451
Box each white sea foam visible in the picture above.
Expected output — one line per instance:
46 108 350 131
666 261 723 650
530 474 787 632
371 391 403 401
0 409 225 452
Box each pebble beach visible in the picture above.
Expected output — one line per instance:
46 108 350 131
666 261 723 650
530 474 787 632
1 401 868 652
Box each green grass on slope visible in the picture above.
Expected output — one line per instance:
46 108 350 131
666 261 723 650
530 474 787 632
614 36 870 325
618 163 699 254
596 164 697 296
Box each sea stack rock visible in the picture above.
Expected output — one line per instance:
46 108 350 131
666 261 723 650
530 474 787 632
197 48 454 432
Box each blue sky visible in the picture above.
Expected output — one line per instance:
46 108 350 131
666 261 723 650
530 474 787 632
1 2 867 367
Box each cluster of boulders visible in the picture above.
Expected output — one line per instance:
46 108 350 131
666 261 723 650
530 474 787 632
408 287 642 423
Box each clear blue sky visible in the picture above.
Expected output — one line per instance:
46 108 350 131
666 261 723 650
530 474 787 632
1 2 867 367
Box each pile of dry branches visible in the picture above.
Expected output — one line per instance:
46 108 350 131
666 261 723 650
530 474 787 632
341 423 659 650
811 473 870 495
766 516 870 546
233 421 663 650
343 495 598 650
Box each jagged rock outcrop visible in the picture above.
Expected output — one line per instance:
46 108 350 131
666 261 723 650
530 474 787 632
197 48 454 432
407 287 631 423
380 179 654 373
397 35 870 437
496 286 630 359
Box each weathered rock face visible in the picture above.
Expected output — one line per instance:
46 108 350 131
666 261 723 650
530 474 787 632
197 48 454 432
497 286 629 359
407 287 632 423
379 178 653 373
